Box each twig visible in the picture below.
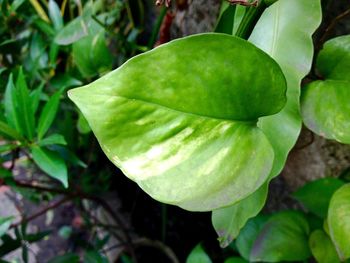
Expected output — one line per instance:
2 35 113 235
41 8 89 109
10 196 71 229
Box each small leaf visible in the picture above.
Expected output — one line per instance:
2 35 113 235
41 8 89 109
0 217 13 238
186 244 212 263
15 68 35 140
37 91 62 139
328 184 350 260
212 183 268 247
31 146 68 188
301 35 350 144
38 134 67 146
250 211 311 262
69 33 286 211
4 74 21 133
48 0 63 31
293 177 345 218
309 230 340 263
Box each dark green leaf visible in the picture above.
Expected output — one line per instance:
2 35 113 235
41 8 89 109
235 215 269 260
48 0 63 31
224 257 248 263
47 253 80 263
215 2 236 34
69 33 286 211
4 74 21 133
250 211 311 262
309 230 340 263
328 184 350 260
84 250 109 263
186 244 212 263
301 35 350 144
0 120 23 140
31 146 68 187
37 91 62 139
293 177 345 218
38 134 67 146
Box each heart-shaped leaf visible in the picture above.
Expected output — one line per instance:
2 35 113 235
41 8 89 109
69 33 286 211
301 35 350 144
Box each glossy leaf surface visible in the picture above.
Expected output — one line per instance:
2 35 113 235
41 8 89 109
212 0 321 244
301 35 350 144
69 33 286 211
293 177 345 218
250 211 311 262
328 184 350 260
31 146 68 188
309 230 340 263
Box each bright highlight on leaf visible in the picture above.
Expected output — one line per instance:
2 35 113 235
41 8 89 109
301 35 350 144
68 33 287 211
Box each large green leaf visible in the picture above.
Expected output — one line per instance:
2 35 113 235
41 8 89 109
301 35 350 144
250 211 311 262
309 230 340 263
69 33 286 211
293 177 345 218
328 184 350 260
212 0 322 245
31 146 68 188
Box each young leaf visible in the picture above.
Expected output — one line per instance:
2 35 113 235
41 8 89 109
186 244 212 263
15 68 35 140
48 0 63 31
301 35 350 144
293 177 345 218
37 91 62 139
212 184 268 247
0 217 13 238
31 146 68 188
309 230 340 263
250 211 311 262
38 134 67 146
69 33 287 211
328 184 350 260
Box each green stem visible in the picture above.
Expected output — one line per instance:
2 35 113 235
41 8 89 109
235 0 278 40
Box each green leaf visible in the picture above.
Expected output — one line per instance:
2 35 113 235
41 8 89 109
69 33 286 211
250 211 311 262
4 74 21 133
236 215 270 260
309 230 340 263
48 253 80 263
328 184 350 260
293 177 345 218
211 0 322 246
38 134 67 146
212 184 268 247
301 35 350 144
31 146 68 188
55 16 90 45
48 0 63 31
84 251 109 263
30 82 44 116
215 2 236 34
224 257 248 263
250 0 322 177
15 68 36 140
0 120 23 141
186 244 212 263
77 111 91 134
0 217 13 238
72 26 112 78
37 91 62 139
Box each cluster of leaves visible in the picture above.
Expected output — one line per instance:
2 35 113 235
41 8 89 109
0 0 151 261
